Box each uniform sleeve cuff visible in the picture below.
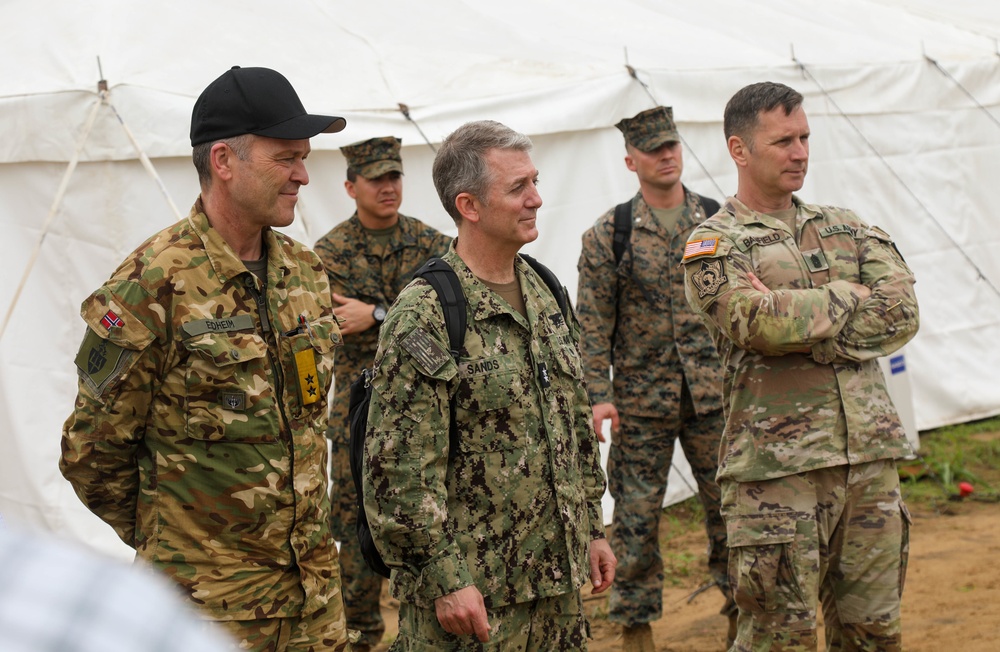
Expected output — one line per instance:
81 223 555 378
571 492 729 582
415 552 476 602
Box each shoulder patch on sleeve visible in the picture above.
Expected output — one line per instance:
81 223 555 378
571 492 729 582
74 328 135 397
683 238 719 260
690 258 729 298
401 327 451 375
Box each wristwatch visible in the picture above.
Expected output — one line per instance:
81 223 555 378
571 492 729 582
372 304 387 324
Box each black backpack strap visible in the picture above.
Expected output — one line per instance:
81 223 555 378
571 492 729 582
413 257 466 467
414 258 466 358
519 253 570 321
698 194 721 221
612 200 632 266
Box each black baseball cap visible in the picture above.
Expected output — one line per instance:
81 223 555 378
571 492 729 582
190 66 346 146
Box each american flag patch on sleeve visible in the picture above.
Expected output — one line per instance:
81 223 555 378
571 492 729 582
683 238 719 260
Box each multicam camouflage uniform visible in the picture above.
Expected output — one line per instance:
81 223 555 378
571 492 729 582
60 200 350 650
364 247 606 649
682 195 919 651
576 188 730 626
314 211 449 647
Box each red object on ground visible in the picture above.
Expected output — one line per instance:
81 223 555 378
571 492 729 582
958 481 975 497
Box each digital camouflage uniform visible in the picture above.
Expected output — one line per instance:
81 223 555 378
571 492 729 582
315 209 449 648
682 196 919 651
364 246 607 650
60 200 350 651
577 107 731 628
313 133 451 650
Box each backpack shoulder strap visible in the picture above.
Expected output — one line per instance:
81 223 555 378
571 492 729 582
697 193 721 220
413 257 466 359
519 253 570 320
612 199 633 265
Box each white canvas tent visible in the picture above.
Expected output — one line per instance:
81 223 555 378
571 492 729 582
2 0 1000 559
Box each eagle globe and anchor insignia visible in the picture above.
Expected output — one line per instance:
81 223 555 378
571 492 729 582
692 258 728 298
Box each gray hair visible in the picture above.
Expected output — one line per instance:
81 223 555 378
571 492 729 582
192 134 254 187
723 82 804 150
432 120 533 224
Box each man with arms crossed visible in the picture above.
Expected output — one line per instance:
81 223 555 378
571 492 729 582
682 81 919 651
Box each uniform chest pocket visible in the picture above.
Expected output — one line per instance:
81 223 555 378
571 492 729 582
182 331 279 443
455 369 526 452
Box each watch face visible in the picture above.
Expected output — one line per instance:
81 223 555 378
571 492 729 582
373 305 388 322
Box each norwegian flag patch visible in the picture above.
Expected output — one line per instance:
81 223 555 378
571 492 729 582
100 310 124 330
683 238 719 260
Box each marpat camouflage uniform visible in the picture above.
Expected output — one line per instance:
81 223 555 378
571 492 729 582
576 188 730 625
364 247 606 648
682 195 919 650
313 211 449 647
60 200 350 649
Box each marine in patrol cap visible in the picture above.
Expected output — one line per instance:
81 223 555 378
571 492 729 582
341 137 403 179
615 106 680 152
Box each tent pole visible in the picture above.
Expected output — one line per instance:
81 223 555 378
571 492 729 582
104 93 183 222
0 97 102 342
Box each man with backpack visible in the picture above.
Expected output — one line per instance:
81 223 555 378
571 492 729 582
362 120 616 649
575 106 734 651
314 136 450 651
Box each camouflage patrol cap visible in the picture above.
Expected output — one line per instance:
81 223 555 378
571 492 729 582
341 137 403 179
615 106 680 152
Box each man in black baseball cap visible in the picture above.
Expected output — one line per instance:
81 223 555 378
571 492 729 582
191 66 345 146
61 65 352 652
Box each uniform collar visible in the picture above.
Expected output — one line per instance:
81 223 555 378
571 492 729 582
187 198 297 288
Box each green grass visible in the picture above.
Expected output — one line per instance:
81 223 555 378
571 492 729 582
658 498 708 587
899 415 1000 510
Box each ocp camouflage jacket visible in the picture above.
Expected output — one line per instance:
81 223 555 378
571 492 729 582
682 196 919 483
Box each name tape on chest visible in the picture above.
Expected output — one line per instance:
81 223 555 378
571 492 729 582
181 315 256 338
741 232 783 249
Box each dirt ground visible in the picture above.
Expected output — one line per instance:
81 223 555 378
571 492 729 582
372 493 1000 651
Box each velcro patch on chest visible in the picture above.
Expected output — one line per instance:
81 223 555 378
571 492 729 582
401 327 451 375
294 349 320 405
459 355 518 378
801 248 830 272
181 315 255 338
819 224 857 238
683 238 719 260
690 258 728 298
739 232 784 250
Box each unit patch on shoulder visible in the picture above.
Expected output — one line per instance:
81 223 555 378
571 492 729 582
401 327 451 375
74 328 133 397
690 258 728 298
683 238 719 260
